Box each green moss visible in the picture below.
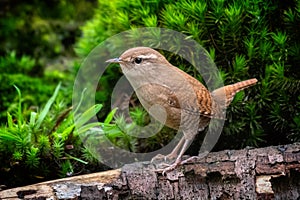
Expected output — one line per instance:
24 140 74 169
0 85 105 188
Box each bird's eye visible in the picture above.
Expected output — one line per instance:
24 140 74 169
134 57 143 64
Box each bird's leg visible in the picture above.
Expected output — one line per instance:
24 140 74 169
166 137 185 160
151 137 185 165
156 111 200 174
156 138 193 175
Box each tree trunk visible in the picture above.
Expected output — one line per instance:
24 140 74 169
1 143 300 199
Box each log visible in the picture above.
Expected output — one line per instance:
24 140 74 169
1 143 300 199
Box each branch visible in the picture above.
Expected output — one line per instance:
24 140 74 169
1 143 300 199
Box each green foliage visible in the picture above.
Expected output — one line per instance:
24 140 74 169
0 85 104 188
76 0 300 150
0 51 35 74
0 50 76 124
0 0 97 57
0 0 98 124
82 145 99 164
81 106 176 158
130 107 149 126
102 109 138 152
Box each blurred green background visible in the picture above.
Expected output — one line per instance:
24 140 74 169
0 0 299 189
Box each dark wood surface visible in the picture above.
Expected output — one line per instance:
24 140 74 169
1 143 300 199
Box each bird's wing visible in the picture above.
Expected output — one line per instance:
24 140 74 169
136 80 216 119
175 69 217 118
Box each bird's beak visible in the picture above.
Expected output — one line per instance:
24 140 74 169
106 57 121 63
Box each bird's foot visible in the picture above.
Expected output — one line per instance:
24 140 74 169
150 153 177 165
180 151 209 165
155 153 209 175
180 156 199 165
154 159 181 176
152 153 181 175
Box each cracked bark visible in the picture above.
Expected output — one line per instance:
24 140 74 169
1 143 300 199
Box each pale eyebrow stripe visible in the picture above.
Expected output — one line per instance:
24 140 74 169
138 54 158 59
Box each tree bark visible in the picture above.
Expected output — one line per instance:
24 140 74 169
1 143 300 199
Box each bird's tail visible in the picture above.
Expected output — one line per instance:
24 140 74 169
211 78 258 107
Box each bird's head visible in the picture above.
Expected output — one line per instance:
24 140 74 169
106 47 169 74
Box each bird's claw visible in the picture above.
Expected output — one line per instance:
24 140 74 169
154 155 207 175
154 159 181 176
180 151 209 165
180 156 199 165
151 153 176 165
162 163 179 176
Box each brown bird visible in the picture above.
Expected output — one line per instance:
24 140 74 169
106 47 257 174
